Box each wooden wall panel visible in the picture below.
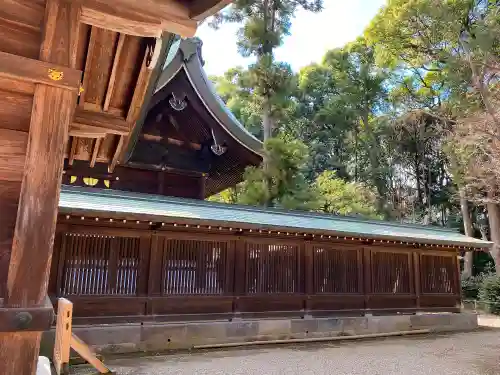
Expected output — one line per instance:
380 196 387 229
0 129 28 182
0 181 21 299
81 28 119 111
0 0 45 59
0 87 34 132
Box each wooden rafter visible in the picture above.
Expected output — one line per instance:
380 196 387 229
90 138 103 168
141 134 202 150
68 137 79 166
103 33 126 112
126 45 153 124
78 25 97 107
109 135 125 173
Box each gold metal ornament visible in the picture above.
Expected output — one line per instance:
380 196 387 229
48 68 64 81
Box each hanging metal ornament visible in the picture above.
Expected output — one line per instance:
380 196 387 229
169 92 187 111
210 128 227 156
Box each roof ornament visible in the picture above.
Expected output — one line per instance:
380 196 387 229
210 128 227 156
169 93 187 111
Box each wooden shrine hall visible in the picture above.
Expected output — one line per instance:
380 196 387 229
63 37 263 199
52 186 490 325
0 0 492 373
0 1 253 374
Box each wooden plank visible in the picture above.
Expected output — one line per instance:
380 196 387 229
78 25 96 107
0 129 27 182
53 298 73 375
0 51 81 91
103 33 126 112
70 333 111 373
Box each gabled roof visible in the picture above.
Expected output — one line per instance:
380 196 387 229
152 37 263 155
59 186 492 249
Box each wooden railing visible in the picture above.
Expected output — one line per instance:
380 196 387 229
48 228 462 323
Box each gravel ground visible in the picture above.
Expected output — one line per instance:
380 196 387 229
72 329 500 375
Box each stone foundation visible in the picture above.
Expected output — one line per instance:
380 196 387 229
41 313 478 356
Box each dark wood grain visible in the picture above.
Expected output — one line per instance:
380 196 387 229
0 1 80 374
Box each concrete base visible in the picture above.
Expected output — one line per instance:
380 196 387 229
40 313 478 356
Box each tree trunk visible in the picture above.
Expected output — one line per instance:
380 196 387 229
460 189 474 277
262 99 273 141
486 197 500 274
262 98 274 207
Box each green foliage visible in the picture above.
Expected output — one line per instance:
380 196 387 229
237 137 319 210
461 273 485 300
210 0 323 139
314 171 380 218
479 274 500 315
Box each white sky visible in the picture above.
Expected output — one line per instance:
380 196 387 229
196 0 387 76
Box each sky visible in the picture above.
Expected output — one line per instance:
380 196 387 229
196 0 387 76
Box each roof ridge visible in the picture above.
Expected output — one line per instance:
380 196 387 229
60 186 460 234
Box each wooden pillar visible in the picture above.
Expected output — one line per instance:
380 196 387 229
0 1 81 374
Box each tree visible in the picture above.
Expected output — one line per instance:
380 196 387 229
211 0 323 140
238 137 319 210
314 171 380 218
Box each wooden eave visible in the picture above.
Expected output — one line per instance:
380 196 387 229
121 38 263 196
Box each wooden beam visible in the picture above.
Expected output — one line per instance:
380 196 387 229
190 0 232 21
0 1 80 374
81 5 164 38
77 0 198 37
73 109 130 135
90 138 103 168
103 33 126 112
141 133 202 150
109 135 125 173
0 51 82 91
126 47 153 124
68 137 78 166
78 25 97 107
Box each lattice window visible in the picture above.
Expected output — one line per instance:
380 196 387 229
162 239 228 295
245 242 299 294
59 233 140 296
420 255 457 294
313 246 360 293
371 251 411 294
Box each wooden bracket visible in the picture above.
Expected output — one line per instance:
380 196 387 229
0 296 54 332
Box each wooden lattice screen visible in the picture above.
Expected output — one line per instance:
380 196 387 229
58 233 140 296
161 238 229 295
420 254 457 294
245 242 299 294
313 246 360 293
371 251 411 294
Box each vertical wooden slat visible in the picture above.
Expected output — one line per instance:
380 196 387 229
56 234 68 296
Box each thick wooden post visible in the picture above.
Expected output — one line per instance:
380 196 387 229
0 1 81 374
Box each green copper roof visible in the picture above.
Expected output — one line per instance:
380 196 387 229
59 186 491 249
